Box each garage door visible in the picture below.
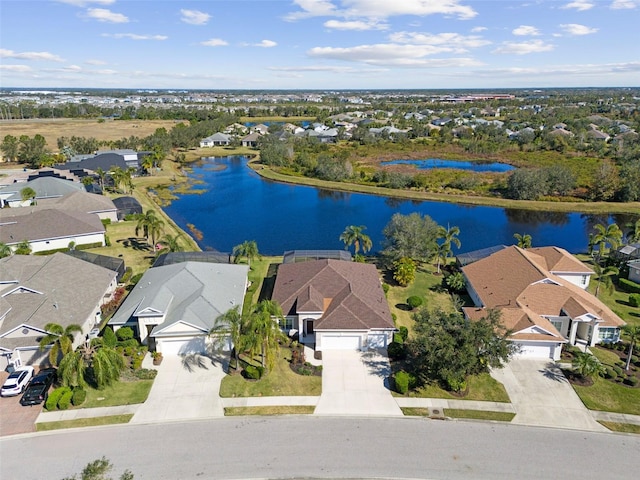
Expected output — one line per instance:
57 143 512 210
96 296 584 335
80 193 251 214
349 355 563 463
158 337 206 355
321 335 361 350
368 333 388 348
515 342 553 359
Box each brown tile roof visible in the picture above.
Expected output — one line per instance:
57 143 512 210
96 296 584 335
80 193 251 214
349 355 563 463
528 246 593 273
271 259 394 331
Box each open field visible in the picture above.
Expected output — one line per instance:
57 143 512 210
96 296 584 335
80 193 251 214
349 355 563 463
0 119 181 150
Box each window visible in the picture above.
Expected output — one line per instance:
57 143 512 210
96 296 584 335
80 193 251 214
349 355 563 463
581 275 588 285
278 317 294 331
550 320 563 332
599 327 618 342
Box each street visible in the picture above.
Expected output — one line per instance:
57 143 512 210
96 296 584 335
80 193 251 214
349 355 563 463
2 416 638 479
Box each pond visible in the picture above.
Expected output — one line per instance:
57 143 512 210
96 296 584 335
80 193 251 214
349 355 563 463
162 156 635 256
381 159 516 172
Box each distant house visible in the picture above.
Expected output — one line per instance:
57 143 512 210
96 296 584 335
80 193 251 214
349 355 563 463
628 260 640 284
461 246 625 360
241 132 261 148
200 132 231 147
58 150 139 176
38 190 118 223
586 129 610 142
271 259 395 351
251 124 270 135
0 253 118 370
0 176 85 208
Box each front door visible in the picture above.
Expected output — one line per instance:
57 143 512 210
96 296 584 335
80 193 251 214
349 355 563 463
306 320 314 335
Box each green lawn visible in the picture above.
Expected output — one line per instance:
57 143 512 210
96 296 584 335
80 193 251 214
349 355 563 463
219 348 321 397
598 421 640 434
590 346 623 366
224 406 315 416
572 376 640 416
395 373 511 403
81 380 154 408
385 263 457 333
36 414 133 431
444 409 515 422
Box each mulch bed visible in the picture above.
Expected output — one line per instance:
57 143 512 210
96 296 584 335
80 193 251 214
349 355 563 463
561 369 594 387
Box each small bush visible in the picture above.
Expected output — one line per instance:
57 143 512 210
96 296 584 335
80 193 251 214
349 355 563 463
406 295 423 310
398 326 409 342
382 283 390 294
613 365 624 376
256 366 265 378
45 387 66 411
619 278 640 294
130 273 143 285
101 218 112 226
102 327 117 348
604 367 617 380
393 333 404 344
116 327 134 341
133 368 158 380
244 365 261 380
387 341 406 360
394 371 410 394
623 376 638 387
629 293 640 308
71 388 86 406
391 313 397 325
57 388 73 410
631 355 639 364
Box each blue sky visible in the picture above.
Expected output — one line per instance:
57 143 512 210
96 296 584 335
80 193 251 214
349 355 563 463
1 0 639 89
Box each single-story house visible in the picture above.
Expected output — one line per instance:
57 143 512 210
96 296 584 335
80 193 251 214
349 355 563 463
0 176 85 208
613 243 640 262
461 246 625 360
108 262 249 355
0 207 106 253
241 133 261 148
200 132 231 147
629 260 640 283
0 253 118 370
38 191 119 223
271 259 396 351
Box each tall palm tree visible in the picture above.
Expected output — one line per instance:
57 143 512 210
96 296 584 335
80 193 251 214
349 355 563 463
95 167 106 190
251 300 285 369
592 264 619 297
436 224 461 273
38 323 83 366
58 341 124 390
592 223 623 264
514 232 532 249
158 233 184 253
339 225 373 256
0 242 11 258
233 240 260 268
135 210 165 250
622 325 640 371
625 219 640 244
110 166 126 193
210 306 246 370
147 215 165 252
141 155 154 176
572 352 605 380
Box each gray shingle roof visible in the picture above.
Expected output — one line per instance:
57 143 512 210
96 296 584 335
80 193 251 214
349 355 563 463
1 176 85 203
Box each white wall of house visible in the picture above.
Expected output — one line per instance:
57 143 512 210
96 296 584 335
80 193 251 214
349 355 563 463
556 273 591 290
17 232 105 253
93 210 118 223
513 341 562 360
316 330 367 351
629 264 640 283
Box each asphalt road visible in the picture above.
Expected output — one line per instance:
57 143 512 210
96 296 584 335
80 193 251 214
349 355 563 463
2 417 639 480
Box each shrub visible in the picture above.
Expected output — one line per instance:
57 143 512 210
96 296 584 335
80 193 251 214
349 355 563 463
102 327 117 348
394 370 411 394
58 389 73 410
613 366 624 376
387 341 406 360
391 313 397 325
407 295 424 310
71 388 86 406
75 242 104 250
119 338 139 350
130 273 143 285
631 355 639 364
116 327 134 341
133 368 158 380
629 293 640 308
623 376 638 387
101 218 112 226
256 366 265 378
120 267 133 284
382 283 390 294
244 365 261 380
619 278 640 294
393 333 404 344
398 326 409 342
604 367 617 380
45 387 66 411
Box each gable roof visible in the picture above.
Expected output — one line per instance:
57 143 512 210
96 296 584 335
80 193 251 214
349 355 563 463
37 190 117 215
271 259 394 331
1 176 85 203
108 262 248 337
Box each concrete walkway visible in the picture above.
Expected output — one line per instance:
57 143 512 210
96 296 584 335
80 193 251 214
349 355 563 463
314 349 402 416
395 398 516 413
491 359 607 432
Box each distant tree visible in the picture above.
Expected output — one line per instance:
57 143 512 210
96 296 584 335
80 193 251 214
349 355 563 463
505 169 547 200
588 161 619 201
514 232 532 249
1 134 19 161
20 186 36 205
39 323 83 367
592 223 623 263
232 240 260 268
382 212 439 264
339 225 372 256
18 134 48 168
625 219 640 244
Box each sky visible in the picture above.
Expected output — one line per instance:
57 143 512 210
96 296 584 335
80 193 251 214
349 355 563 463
1 0 639 90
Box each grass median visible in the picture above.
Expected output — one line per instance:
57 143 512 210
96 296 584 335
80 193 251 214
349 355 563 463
36 414 134 432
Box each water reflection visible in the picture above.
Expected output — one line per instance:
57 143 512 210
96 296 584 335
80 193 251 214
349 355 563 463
505 209 570 226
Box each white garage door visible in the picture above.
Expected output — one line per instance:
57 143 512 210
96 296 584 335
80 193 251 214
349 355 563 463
368 333 388 348
515 342 553 359
159 337 206 355
321 334 361 350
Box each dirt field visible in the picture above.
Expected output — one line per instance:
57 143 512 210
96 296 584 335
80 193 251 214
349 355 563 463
0 119 182 150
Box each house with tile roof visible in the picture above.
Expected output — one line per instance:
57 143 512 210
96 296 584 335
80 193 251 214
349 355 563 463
0 253 118 370
0 176 85 208
461 246 625 360
271 259 395 351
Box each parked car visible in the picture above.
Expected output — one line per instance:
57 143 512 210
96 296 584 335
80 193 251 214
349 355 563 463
1 366 35 397
20 368 57 406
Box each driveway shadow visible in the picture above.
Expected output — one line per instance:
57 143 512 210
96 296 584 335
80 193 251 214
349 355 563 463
181 352 229 372
360 349 394 390
539 362 568 383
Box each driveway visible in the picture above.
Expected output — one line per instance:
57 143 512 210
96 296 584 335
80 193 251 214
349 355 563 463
314 349 402 416
130 353 226 424
491 359 606 432
0 370 43 437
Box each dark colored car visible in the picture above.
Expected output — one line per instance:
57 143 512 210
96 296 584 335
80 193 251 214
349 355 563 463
20 368 56 406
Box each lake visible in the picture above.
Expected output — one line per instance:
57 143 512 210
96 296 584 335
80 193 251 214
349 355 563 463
163 156 636 256
381 159 515 172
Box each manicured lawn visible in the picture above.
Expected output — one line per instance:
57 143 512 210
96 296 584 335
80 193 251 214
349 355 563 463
590 346 623 366
239 255 283 312
81 380 154 408
598 421 640 434
444 409 515 422
89 220 156 276
36 414 133 431
219 348 321 398
396 373 511 403
224 406 315 416
572 376 640 416
385 263 456 333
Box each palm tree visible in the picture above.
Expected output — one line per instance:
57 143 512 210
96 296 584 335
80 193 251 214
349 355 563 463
95 167 106 190
0 242 11 258
251 300 285 369
339 225 372 256
233 240 260 268
514 232 532 249
141 155 154 176
592 264 619 297
625 219 640 244
158 233 183 253
436 224 461 273
110 167 126 193
572 352 605 380
39 323 83 366
20 186 36 205
622 325 640 371
147 215 165 252
14 240 31 255
58 341 124 389
135 210 165 250
210 306 246 371
592 223 623 264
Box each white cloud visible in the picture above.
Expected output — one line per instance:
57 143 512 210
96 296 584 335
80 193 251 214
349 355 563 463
559 23 598 35
0 64 33 72
247 40 278 48
268 65 387 74
324 19 388 30
286 0 477 21
57 0 115 6
389 32 491 51
512 25 541 36
471 26 487 33
473 61 640 78
96 69 118 75
86 8 128 23
307 43 482 67
102 33 168 40
180 9 211 25
85 59 107 65
610 0 639 9
492 40 554 55
201 38 228 47
560 1 594 10
0 48 64 62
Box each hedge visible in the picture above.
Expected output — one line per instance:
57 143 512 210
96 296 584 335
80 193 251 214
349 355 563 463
75 242 105 251
58 389 74 410
120 267 133 284
398 326 409 342
46 386 71 411
244 365 261 380
619 278 640 294
34 247 70 256
394 371 410 394
71 388 86 406
629 293 640 308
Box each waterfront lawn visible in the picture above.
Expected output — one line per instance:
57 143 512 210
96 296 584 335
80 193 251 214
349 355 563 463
384 263 457 333
81 380 154 408
572 376 640 416
219 348 321 398
394 373 510 403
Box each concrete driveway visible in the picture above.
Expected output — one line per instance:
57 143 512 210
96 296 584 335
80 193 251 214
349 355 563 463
314 349 402 416
0 370 45 437
130 353 226 424
491 359 606 432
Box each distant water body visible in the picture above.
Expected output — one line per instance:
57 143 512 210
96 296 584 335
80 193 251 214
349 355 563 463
381 159 516 173
162 156 636 256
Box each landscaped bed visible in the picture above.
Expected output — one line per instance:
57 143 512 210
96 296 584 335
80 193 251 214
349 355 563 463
392 373 510 402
